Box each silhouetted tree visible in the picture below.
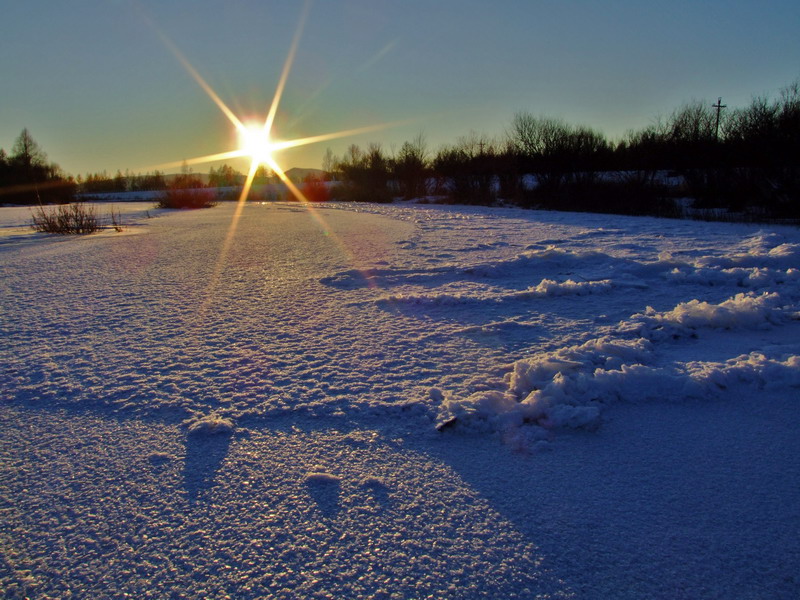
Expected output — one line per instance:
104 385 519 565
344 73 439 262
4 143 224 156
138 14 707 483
253 165 273 185
493 140 524 203
1 129 74 204
718 81 800 216
12 128 48 170
321 147 336 180
433 133 498 204
148 170 167 191
603 126 676 216
301 172 329 202
112 170 127 193
171 162 204 189
508 113 610 208
209 164 241 187
0 149 8 186
334 143 391 202
392 134 429 199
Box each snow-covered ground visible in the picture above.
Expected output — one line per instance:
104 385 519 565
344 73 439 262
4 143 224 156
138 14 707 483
1 201 798 599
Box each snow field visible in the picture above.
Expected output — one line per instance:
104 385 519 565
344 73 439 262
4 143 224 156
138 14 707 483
0 406 568 600
318 208 800 444
1 201 799 598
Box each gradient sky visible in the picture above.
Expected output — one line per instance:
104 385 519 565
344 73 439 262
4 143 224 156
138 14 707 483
1 0 798 177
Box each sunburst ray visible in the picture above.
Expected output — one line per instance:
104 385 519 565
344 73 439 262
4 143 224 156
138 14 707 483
138 0 405 318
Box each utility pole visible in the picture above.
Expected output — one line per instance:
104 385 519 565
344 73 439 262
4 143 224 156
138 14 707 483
712 97 727 140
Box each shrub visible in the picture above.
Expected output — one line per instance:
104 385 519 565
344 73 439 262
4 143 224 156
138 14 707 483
330 181 392 203
109 205 123 232
558 177 681 217
156 188 217 209
300 174 330 202
155 163 217 209
215 188 243 202
31 202 100 234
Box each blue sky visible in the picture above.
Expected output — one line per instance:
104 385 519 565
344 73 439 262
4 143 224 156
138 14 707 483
1 0 798 176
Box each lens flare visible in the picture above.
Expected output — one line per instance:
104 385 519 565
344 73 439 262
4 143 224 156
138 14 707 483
138 0 412 320
144 0 405 190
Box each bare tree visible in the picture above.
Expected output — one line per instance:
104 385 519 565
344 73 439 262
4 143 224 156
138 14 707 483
433 132 498 204
666 100 717 145
509 113 569 157
392 133 429 199
321 147 335 179
334 143 391 202
11 128 48 171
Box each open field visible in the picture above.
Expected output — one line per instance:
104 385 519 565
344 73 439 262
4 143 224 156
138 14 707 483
1 201 798 599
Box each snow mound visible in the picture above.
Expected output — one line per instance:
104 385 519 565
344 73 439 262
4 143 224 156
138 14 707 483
687 352 800 390
524 278 612 297
664 264 800 289
437 337 661 435
359 475 387 489
186 414 235 435
305 471 340 484
623 292 789 341
437 292 800 444
699 239 800 269
659 234 800 290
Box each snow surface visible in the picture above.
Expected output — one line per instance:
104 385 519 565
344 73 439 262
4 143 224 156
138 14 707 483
1 201 798 599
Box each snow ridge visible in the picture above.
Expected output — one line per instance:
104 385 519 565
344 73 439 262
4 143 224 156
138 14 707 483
379 278 613 306
437 290 800 446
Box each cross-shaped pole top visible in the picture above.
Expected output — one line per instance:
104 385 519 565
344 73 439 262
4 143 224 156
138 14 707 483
712 97 727 140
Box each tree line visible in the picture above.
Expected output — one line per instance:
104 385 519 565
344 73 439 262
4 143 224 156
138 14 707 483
0 131 281 203
76 164 279 195
0 129 75 205
326 79 799 220
3 78 798 219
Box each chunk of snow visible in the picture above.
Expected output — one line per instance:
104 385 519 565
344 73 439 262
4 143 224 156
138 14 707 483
305 471 340 484
186 414 235 435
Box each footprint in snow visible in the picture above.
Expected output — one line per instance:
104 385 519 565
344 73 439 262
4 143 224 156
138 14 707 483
360 476 391 509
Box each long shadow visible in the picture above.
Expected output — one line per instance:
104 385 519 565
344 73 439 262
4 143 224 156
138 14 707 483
414 390 800 600
182 429 234 504
305 473 342 518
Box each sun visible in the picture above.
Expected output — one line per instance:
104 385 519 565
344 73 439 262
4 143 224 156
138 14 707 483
147 0 409 196
143 0 410 321
238 124 275 168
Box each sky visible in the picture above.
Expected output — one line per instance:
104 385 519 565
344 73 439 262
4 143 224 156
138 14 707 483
1 0 798 177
